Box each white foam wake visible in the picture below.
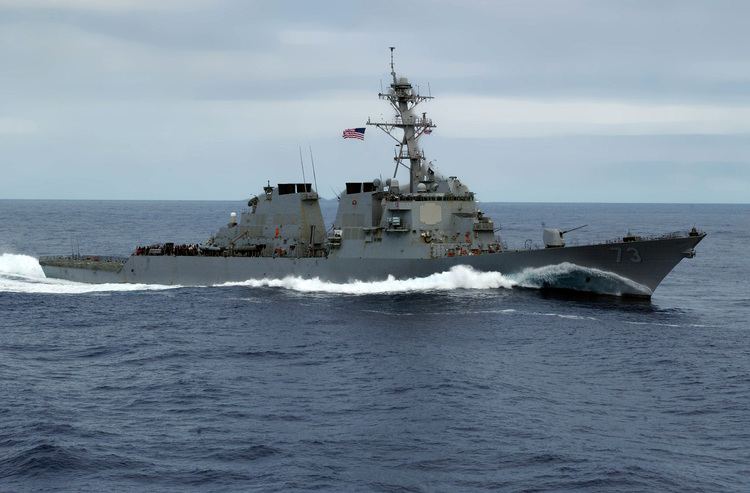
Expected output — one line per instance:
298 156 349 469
219 263 651 296
218 265 517 294
0 253 177 294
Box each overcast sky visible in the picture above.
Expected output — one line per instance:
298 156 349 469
1 0 749 202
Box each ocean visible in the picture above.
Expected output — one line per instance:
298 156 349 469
1 200 748 492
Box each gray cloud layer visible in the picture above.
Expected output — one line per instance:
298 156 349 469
1 0 749 202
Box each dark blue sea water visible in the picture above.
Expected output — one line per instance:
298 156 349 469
1 200 748 492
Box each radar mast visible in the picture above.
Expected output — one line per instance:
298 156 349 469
367 47 436 193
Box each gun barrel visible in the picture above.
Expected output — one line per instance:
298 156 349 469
562 224 588 235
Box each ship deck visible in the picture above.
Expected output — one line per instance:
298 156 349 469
39 256 128 273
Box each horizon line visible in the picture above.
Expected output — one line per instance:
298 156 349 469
1 198 747 205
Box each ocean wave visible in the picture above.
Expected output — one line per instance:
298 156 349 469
217 265 516 294
0 443 88 477
512 262 653 297
218 263 651 297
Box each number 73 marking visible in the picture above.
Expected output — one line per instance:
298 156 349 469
609 246 642 263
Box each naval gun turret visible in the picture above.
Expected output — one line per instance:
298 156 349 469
543 224 588 248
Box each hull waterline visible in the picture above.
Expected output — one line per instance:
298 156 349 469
39 234 705 298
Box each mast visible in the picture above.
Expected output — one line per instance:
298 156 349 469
367 47 436 193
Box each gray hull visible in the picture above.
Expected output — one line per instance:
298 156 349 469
40 234 704 297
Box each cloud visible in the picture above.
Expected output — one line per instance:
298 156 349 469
0 0 748 201
0 118 37 134
0 0 208 11
434 97 750 138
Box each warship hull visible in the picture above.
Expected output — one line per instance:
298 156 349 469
39 234 704 298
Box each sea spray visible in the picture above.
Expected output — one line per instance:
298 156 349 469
0 253 45 278
0 253 178 294
0 277 180 294
512 262 653 297
219 264 651 296
217 265 516 294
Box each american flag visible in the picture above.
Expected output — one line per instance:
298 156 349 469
423 127 433 135
342 127 365 140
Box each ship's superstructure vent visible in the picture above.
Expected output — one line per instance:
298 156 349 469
277 183 312 195
345 182 377 194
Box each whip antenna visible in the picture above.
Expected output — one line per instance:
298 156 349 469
298 145 307 187
389 46 396 84
308 145 319 193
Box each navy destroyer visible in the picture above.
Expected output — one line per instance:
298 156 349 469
40 49 705 297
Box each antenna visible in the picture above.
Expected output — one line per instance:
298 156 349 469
389 46 396 83
308 144 319 193
298 145 307 187
368 46 436 193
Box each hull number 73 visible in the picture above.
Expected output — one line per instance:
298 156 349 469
609 246 642 263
